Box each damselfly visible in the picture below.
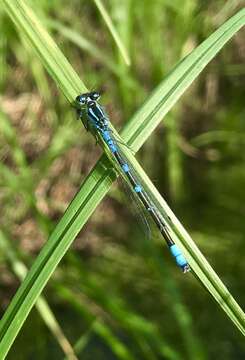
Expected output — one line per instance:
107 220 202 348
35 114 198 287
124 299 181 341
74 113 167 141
75 91 190 273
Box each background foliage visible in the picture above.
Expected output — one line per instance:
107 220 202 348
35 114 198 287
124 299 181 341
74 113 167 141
0 0 244 359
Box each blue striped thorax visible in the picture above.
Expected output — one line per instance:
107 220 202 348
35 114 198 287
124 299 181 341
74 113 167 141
75 91 108 132
87 101 108 130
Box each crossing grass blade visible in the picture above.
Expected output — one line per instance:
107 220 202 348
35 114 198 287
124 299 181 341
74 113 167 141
0 231 78 360
0 0 245 358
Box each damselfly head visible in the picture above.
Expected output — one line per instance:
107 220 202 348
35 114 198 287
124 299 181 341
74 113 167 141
75 94 87 106
75 91 101 107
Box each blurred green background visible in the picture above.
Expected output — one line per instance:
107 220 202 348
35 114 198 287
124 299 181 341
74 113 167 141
0 0 245 359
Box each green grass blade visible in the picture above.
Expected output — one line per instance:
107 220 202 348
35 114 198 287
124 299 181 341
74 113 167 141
47 20 123 77
2 0 85 102
121 8 245 152
94 0 131 66
0 231 78 360
0 154 116 359
56 281 180 359
0 1 244 358
113 142 245 335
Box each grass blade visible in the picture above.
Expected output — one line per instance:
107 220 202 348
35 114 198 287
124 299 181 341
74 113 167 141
121 8 245 151
0 231 78 360
94 0 131 66
2 0 85 102
47 20 123 77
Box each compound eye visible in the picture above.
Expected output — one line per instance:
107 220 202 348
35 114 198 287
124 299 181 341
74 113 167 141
75 94 87 105
91 91 100 101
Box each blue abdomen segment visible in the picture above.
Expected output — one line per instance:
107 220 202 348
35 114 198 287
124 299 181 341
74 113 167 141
122 163 129 173
102 130 117 153
134 184 142 193
170 244 189 272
